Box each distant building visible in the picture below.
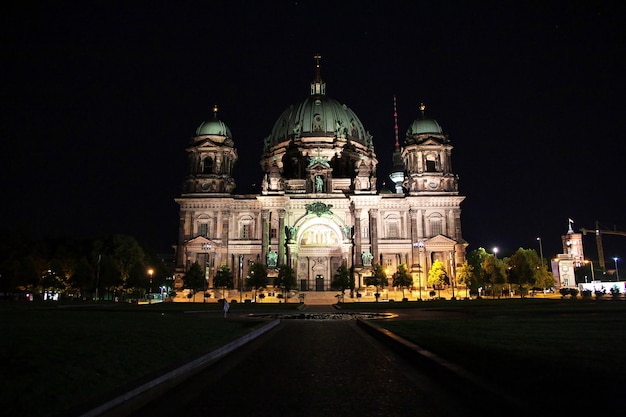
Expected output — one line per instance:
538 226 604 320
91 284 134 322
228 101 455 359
174 57 467 292
552 219 585 288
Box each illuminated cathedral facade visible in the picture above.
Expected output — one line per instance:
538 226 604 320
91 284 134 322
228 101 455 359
175 58 467 293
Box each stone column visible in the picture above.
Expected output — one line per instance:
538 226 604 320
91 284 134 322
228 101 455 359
352 205 362 267
369 208 379 263
278 209 286 265
261 209 270 264
176 214 186 268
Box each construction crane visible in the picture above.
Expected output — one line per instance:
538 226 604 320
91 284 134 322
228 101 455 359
580 221 626 270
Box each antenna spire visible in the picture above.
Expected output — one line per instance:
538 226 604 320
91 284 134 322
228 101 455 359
310 54 326 96
393 95 400 148
314 54 322 83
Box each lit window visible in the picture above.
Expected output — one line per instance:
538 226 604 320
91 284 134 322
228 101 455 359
431 219 442 236
387 223 399 238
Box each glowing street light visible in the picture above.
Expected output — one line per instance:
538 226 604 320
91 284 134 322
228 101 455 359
614 257 620 281
148 268 154 304
536 237 544 268
493 247 499 258
584 260 595 282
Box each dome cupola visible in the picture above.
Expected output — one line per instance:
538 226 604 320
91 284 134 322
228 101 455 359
260 55 377 194
195 104 233 139
183 105 238 195
406 103 443 138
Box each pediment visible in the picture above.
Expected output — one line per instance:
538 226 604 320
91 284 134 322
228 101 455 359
425 234 457 248
185 236 211 248
420 137 445 146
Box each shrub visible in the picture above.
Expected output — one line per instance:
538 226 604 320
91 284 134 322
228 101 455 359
610 286 621 298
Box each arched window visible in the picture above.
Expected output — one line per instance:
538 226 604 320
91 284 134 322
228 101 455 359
425 153 437 172
203 156 213 174
384 214 401 238
429 216 442 236
239 215 255 239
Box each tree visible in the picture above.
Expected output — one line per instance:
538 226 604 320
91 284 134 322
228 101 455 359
94 234 145 290
69 257 95 298
275 264 297 302
364 263 388 301
331 264 351 301
40 259 66 297
246 262 268 301
466 247 490 295
213 264 234 295
455 261 475 298
427 259 448 297
392 263 412 299
507 248 538 297
183 262 206 301
98 255 123 298
482 254 507 298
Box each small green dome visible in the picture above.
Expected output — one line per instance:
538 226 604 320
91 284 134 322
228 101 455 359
195 105 232 137
406 118 442 135
406 103 442 136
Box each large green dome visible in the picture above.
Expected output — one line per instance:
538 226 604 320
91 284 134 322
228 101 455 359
267 94 369 147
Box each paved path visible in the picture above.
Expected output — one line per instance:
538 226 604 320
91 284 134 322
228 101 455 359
128 305 479 417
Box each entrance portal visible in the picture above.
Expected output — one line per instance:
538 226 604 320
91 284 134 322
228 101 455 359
315 274 324 291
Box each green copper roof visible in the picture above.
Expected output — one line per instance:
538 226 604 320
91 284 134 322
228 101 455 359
406 118 442 135
196 105 232 137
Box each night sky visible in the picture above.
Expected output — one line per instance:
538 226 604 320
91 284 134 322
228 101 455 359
2 1 625 264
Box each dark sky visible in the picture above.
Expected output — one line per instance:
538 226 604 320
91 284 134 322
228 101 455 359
2 1 625 264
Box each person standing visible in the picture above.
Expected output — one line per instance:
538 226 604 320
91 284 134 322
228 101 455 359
223 299 230 318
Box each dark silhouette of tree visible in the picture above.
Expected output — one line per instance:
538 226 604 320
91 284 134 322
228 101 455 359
183 262 206 298
392 263 412 299
41 259 66 294
213 265 234 291
364 263 388 301
69 257 95 298
507 248 536 297
331 264 351 300
246 262 268 301
275 264 296 302
482 254 506 298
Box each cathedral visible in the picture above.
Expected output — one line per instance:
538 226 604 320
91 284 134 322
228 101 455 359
174 57 467 293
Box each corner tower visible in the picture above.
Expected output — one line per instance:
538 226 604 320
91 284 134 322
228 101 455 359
402 104 458 195
183 105 237 195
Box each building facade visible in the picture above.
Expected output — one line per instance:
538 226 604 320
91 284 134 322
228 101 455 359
175 58 467 292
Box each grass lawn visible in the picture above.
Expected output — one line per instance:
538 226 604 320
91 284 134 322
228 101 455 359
346 298 626 410
2 298 625 416
0 301 299 417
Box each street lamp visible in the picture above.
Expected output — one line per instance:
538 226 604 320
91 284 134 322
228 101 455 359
147 268 154 304
493 247 498 258
584 260 595 282
614 257 620 281
536 237 544 268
